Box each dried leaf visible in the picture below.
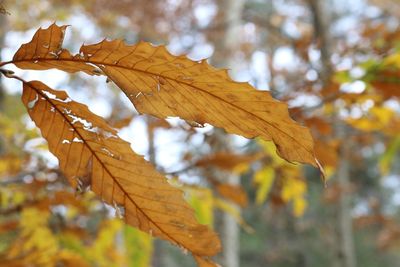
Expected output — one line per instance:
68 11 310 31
215 183 248 207
21 80 221 261
194 152 261 171
346 106 395 131
13 24 95 75
12 24 319 168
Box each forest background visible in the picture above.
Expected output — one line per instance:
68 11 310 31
1 0 400 267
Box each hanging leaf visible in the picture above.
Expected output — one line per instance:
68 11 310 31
12 25 95 75
20 80 220 264
11 23 320 168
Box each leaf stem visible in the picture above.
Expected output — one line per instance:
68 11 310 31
0 68 27 84
0 60 13 67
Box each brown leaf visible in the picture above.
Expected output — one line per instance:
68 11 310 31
194 152 261 171
21 80 221 261
13 24 95 75
303 117 332 135
314 140 338 168
12 24 319 168
372 81 400 99
216 183 248 207
107 114 135 129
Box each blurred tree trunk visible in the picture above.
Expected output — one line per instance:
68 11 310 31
335 124 357 267
147 117 164 267
307 1 357 267
210 1 245 266
308 0 332 82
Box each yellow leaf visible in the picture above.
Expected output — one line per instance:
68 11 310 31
194 152 260 172
383 53 400 68
57 250 91 267
187 187 214 226
380 137 400 175
258 140 286 166
0 155 22 176
7 208 58 267
253 166 275 205
346 106 395 131
90 219 124 267
293 197 306 217
232 162 250 175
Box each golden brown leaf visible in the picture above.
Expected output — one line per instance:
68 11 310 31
194 152 261 171
21 80 221 261
314 140 338 168
215 183 248 207
12 24 319 168
13 24 95 75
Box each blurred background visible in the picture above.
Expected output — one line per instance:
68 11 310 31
1 0 400 266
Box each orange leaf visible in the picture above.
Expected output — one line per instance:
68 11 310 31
194 152 261 171
21 80 221 262
12 23 319 168
13 24 95 75
216 183 248 207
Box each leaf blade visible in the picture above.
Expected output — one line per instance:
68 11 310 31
21 80 221 260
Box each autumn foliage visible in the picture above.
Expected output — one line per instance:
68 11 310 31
0 24 321 266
